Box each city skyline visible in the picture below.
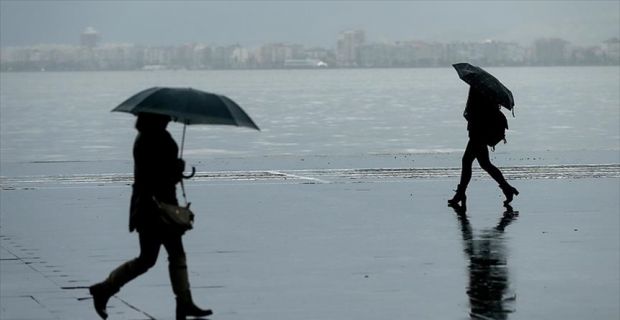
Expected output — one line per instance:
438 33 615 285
1 1 619 48
2 28 618 72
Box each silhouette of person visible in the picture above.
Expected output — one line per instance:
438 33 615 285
449 87 519 209
89 113 212 320
453 206 518 319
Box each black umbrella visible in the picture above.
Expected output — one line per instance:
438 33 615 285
113 87 260 128
112 87 260 175
453 63 514 110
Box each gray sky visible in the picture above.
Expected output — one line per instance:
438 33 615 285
1 1 619 48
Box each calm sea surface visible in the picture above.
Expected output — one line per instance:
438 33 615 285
1 67 619 163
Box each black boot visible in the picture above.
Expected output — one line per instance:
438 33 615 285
448 184 467 209
89 282 118 320
500 184 519 205
176 291 213 320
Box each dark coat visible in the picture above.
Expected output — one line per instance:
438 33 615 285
464 88 499 141
129 127 183 232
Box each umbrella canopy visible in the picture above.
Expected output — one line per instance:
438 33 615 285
112 87 259 179
453 63 514 110
112 87 260 130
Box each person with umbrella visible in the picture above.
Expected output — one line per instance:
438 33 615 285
448 64 519 209
89 87 259 319
89 113 212 320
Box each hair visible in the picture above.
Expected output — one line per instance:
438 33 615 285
135 113 171 132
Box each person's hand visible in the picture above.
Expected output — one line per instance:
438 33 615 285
177 158 186 173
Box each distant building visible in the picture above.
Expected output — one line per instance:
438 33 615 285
337 30 365 67
301 47 335 67
143 46 175 67
358 43 393 67
533 38 570 65
478 40 526 66
231 46 251 68
2 29 619 72
445 42 486 65
257 43 302 68
603 38 620 64
358 41 444 67
80 27 100 48
402 41 444 66
192 44 212 69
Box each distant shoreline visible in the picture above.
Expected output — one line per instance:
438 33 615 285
2 64 619 73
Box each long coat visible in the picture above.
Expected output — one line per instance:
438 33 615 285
129 129 183 232
463 88 503 141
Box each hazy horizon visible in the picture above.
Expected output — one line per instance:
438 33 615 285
1 1 619 48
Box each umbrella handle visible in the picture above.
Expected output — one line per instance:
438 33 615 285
182 166 196 179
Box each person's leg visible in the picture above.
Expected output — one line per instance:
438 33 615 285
106 231 161 289
163 235 212 320
90 231 161 319
163 234 189 296
473 142 507 186
459 140 477 188
449 139 476 207
474 143 519 204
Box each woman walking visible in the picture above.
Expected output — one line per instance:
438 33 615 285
89 113 212 320
448 88 519 209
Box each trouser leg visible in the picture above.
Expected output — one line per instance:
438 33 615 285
105 231 161 290
163 235 190 296
90 231 161 319
162 235 213 319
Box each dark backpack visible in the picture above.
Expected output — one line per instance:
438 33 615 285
483 107 509 149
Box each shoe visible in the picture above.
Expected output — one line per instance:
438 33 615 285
89 282 116 319
448 184 467 209
176 292 213 320
501 185 519 205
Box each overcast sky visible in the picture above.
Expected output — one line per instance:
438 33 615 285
1 1 619 48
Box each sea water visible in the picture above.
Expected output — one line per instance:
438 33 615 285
1 67 619 163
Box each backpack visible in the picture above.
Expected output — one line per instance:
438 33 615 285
483 107 509 149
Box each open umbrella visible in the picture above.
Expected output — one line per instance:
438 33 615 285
112 87 260 177
453 63 514 110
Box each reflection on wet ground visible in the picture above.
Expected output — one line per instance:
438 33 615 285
452 204 519 320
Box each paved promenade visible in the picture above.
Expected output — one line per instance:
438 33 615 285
1 157 619 320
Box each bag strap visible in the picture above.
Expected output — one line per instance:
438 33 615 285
180 179 189 206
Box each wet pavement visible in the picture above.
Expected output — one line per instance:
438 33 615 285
1 156 619 320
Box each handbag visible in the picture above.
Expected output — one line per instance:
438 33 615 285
152 196 194 234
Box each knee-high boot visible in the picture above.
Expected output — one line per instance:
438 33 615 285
89 281 118 320
90 256 154 319
169 256 212 319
